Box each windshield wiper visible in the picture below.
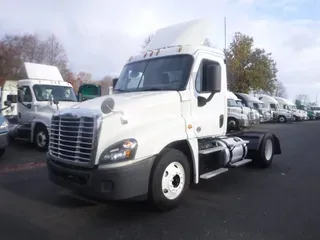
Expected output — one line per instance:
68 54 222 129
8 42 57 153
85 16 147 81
113 89 126 92
139 87 173 91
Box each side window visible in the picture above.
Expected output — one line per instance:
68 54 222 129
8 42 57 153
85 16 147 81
18 86 32 102
195 59 221 93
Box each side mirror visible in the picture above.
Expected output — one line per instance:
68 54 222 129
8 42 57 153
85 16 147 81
6 94 17 104
53 99 59 105
4 100 12 107
205 64 221 93
112 78 118 88
26 103 32 109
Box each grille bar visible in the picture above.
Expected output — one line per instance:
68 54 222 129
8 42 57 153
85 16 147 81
49 115 95 163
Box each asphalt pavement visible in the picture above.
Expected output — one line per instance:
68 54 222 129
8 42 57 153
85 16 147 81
0 121 319 240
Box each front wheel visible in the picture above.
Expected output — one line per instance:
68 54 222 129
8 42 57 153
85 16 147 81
278 116 286 123
148 148 190 212
34 126 49 151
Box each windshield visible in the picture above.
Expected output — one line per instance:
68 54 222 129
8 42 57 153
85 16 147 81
227 99 238 107
270 103 277 110
114 55 193 92
236 100 243 107
33 84 77 102
79 85 101 96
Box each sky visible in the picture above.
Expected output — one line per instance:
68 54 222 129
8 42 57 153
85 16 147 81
0 0 320 101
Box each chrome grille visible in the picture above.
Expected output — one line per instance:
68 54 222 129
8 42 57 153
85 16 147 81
50 115 95 163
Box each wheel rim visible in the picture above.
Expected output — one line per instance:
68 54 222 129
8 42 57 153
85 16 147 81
264 139 273 161
279 117 285 122
229 120 236 127
161 162 185 200
36 131 47 148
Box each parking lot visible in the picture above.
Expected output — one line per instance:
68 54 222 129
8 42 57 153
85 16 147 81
0 121 319 240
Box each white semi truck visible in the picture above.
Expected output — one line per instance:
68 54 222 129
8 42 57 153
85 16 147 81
46 19 282 211
7 62 78 151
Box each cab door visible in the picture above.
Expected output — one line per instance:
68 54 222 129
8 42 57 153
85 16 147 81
17 85 34 125
190 52 226 137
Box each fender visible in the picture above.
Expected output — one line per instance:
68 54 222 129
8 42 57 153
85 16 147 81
30 119 50 143
229 131 281 155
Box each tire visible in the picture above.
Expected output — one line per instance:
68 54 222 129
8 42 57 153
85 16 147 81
0 148 6 159
253 133 274 168
227 117 239 131
278 115 286 123
34 126 49 151
148 148 191 212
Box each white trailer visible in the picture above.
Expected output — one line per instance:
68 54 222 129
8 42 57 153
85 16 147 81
7 62 78 151
46 19 282 211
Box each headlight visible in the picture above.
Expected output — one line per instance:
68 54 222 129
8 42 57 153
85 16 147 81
99 138 138 163
241 115 248 120
0 119 8 129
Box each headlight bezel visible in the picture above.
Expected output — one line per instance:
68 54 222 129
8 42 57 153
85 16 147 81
99 138 138 164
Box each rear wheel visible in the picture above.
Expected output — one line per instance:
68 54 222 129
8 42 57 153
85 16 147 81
148 148 190 212
253 133 274 168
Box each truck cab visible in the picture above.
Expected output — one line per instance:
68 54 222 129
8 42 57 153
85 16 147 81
8 62 78 151
235 93 272 123
78 84 102 102
234 96 260 125
226 91 249 130
47 19 281 211
310 106 320 119
257 94 292 123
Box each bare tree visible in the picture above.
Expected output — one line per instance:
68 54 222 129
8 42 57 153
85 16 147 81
0 33 71 80
141 34 154 52
273 81 287 98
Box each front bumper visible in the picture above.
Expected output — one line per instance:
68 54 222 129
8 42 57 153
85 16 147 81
47 154 156 200
0 131 9 148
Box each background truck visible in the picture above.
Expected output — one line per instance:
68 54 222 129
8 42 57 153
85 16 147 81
7 62 78 151
46 19 282 212
257 94 293 123
77 83 102 102
235 93 272 123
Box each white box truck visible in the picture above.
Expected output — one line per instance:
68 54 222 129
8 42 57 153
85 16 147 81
46 19 282 211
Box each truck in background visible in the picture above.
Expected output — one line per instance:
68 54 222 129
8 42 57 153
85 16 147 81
235 93 272 123
7 62 78 151
46 19 282 211
226 91 250 130
0 100 11 159
77 83 102 102
273 97 305 121
256 94 293 123
1 80 18 119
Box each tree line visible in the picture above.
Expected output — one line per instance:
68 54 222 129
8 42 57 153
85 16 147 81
0 31 314 104
0 33 112 94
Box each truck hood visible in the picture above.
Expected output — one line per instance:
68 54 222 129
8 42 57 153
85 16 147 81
36 101 78 114
70 91 182 117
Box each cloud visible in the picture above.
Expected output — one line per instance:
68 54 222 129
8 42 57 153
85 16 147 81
0 0 319 100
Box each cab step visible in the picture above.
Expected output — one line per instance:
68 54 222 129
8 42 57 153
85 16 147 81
199 146 226 155
200 168 228 179
228 158 252 168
